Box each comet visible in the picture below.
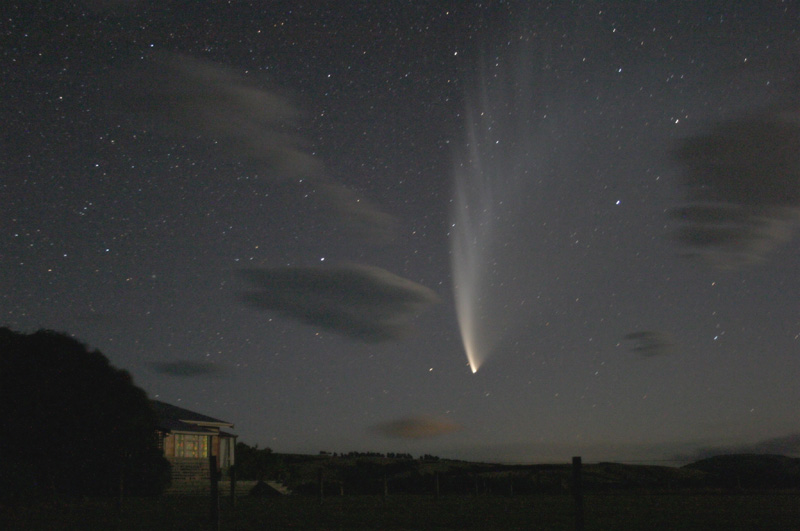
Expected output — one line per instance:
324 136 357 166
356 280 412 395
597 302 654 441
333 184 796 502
450 136 495 373
450 40 539 373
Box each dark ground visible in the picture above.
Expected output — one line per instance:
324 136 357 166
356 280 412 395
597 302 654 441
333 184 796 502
2 491 799 530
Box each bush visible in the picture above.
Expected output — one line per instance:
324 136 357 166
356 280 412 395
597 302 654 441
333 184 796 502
0 328 170 498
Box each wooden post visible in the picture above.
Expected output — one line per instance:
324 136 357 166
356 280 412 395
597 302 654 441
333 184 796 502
229 465 236 508
209 454 219 531
435 472 440 500
383 473 388 500
572 456 584 531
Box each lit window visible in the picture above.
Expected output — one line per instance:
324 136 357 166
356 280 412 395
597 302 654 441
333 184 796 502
174 434 209 458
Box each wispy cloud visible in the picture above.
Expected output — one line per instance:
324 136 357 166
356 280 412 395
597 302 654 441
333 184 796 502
623 330 676 357
238 263 440 342
120 53 396 244
373 416 462 439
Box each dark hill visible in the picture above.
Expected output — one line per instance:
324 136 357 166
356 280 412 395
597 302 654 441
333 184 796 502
237 449 800 495
266 454 708 495
683 454 800 489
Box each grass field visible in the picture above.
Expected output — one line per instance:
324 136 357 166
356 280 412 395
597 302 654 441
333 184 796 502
2 492 799 530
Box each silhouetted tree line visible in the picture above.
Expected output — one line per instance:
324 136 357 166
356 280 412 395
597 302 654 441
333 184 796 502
234 442 287 481
343 451 386 458
317 451 434 460
0 328 170 500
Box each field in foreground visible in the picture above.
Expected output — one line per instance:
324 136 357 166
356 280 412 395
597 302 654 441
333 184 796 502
2 492 799 530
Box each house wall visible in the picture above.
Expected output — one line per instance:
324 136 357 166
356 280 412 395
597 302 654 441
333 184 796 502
163 433 234 486
168 457 211 482
163 433 175 458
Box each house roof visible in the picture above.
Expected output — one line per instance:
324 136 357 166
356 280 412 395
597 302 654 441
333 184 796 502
151 400 234 430
158 418 218 435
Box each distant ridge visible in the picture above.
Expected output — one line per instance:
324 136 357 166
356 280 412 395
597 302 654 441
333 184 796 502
243 451 800 494
684 454 800 489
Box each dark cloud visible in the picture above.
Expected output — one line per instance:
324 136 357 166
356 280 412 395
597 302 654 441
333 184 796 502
118 53 396 244
238 263 440 342
148 360 224 378
373 416 462 439
676 433 800 461
623 330 676 357
671 110 800 268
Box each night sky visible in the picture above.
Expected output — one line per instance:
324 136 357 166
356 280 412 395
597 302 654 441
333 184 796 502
3 1 799 464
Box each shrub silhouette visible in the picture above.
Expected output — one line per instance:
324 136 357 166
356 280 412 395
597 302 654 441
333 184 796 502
0 328 170 498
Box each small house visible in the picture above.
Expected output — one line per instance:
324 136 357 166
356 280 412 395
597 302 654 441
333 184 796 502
152 400 236 484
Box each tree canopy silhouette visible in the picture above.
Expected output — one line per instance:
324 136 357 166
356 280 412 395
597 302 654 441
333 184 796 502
0 328 169 498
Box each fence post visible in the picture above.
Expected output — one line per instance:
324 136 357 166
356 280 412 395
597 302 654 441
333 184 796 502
572 456 584 531
229 465 236 508
209 454 219 531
